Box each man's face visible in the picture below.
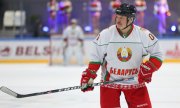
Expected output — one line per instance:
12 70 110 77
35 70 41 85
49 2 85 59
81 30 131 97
115 14 128 30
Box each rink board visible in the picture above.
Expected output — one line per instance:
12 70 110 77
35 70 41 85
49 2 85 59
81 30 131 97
0 37 180 63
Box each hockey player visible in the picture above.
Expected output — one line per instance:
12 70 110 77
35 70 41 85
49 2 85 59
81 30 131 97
63 19 84 65
80 3 163 108
154 0 171 36
135 0 147 27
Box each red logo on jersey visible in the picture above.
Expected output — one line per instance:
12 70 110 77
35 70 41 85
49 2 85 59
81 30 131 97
117 47 132 62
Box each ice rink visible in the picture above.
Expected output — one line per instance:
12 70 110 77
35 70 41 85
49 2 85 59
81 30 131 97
0 63 180 108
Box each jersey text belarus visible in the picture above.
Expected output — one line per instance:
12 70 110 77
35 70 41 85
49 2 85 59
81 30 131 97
109 67 138 76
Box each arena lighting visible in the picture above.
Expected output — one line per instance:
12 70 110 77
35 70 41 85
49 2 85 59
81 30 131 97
84 26 92 32
42 26 49 32
171 25 176 32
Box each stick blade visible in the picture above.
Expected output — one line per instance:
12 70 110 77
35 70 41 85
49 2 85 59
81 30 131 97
0 86 18 98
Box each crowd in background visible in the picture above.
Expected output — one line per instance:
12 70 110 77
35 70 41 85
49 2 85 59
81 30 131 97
1 0 180 38
46 0 179 37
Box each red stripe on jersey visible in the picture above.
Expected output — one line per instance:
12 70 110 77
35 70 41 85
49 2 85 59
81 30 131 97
105 71 111 81
149 57 162 70
104 62 110 81
88 63 101 72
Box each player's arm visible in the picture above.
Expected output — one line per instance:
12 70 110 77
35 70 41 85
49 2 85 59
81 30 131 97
146 33 163 70
80 61 101 92
139 32 163 83
81 34 104 92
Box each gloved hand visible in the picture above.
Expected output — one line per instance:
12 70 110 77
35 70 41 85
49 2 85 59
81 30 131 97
80 69 97 92
138 61 157 83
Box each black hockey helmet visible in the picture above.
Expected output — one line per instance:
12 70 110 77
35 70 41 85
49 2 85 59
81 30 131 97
115 3 136 18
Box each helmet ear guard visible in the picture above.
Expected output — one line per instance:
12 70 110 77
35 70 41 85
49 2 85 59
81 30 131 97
128 17 134 22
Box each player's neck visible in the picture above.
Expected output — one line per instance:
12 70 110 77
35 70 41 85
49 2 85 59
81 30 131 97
121 24 133 34
116 25 133 38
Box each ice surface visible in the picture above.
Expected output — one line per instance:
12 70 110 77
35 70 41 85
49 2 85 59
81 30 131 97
0 63 180 108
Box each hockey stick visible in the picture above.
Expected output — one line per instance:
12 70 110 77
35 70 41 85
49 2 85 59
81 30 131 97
0 77 134 98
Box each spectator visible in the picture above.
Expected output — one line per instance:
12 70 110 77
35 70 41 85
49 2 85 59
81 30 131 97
89 0 102 34
47 0 59 33
154 0 171 36
59 0 72 32
135 0 147 27
109 0 121 25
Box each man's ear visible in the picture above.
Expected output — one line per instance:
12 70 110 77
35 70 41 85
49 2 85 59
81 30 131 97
129 17 133 21
128 17 134 23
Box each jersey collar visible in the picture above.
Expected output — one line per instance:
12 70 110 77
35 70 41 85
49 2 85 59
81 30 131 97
116 24 134 38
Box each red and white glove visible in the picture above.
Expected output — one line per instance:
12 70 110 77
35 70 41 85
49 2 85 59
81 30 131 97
80 69 97 92
138 61 158 83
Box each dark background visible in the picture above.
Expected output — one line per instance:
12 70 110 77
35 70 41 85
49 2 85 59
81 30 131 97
0 0 179 36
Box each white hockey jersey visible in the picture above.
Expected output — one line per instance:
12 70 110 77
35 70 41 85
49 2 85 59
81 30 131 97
90 25 163 89
63 25 84 46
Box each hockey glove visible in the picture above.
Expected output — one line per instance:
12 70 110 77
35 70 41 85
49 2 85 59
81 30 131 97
80 69 97 92
138 61 157 83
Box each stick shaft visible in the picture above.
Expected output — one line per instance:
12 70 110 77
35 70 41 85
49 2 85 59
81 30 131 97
0 77 134 98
